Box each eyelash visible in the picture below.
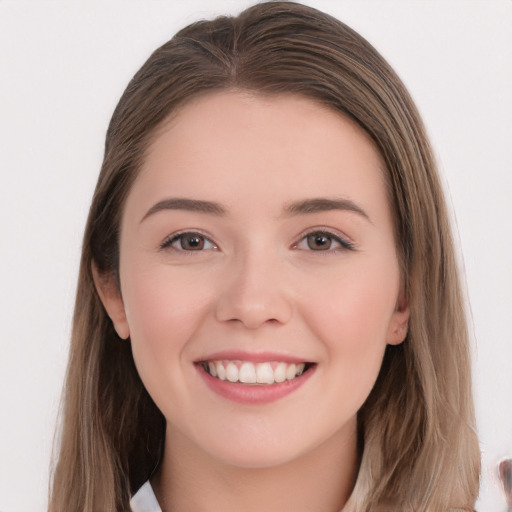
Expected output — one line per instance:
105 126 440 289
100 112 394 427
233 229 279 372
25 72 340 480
160 231 218 252
293 229 355 253
160 229 354 253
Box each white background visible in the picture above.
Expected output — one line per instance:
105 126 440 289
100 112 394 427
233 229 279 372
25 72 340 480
0 1 511 511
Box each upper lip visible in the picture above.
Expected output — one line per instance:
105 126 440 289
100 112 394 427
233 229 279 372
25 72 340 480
195 350 312 364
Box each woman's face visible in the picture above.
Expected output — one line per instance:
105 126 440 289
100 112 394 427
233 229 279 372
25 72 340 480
103 91 409 468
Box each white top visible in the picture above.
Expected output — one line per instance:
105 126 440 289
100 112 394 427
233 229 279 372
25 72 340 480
130 481 162 512
130 480 349 512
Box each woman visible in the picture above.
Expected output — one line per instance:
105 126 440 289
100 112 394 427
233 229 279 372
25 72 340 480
49 2 480 511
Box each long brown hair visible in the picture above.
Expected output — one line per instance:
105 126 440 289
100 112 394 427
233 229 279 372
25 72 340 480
49 2 480 511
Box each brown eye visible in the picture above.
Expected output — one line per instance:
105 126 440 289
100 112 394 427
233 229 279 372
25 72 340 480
307 233 332 251
161 232 217 251
294 230 354 252
180 234 205 250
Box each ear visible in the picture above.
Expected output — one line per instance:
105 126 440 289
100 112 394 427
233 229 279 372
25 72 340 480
386 288 410 346
92 263 130 340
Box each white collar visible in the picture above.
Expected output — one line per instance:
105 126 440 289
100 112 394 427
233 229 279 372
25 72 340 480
130 479 351 512
130 481 162 512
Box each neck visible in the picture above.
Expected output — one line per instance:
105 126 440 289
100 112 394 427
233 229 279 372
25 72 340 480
152 422 359 512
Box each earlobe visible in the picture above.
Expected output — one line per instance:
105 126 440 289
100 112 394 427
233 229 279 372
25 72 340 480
92 263 130 340
386 291 410 346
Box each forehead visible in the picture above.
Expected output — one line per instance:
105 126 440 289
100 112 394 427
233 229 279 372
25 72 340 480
125 90 390 222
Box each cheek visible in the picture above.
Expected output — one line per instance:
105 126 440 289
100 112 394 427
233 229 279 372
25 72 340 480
301 259 399 370
120 267 213 379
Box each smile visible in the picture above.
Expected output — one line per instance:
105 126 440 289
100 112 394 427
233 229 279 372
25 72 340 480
199 360 311 385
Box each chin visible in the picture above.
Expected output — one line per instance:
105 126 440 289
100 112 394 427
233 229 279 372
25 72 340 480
193 424 329 471
206 444 307 470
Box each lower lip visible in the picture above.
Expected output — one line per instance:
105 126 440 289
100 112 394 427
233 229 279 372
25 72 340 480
196 364 315 404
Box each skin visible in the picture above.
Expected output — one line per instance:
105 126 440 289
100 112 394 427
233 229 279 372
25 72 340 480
96 91 409 512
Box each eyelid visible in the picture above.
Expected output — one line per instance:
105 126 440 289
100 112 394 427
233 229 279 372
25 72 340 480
159 227 354 252
159 230 219 251
292 227 356 251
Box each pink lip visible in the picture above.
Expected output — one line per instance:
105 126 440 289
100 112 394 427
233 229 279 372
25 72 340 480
195 362 316 405
196 350 309 364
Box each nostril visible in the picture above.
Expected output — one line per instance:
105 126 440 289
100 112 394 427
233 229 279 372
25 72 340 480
215 294 293 329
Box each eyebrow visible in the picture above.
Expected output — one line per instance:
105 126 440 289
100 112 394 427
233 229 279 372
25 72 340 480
141 196 370 223
284 197 371 222
141 198 227 222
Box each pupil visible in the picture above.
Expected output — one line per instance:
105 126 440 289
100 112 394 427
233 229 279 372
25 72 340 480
184 235 204 250
308 234 331 250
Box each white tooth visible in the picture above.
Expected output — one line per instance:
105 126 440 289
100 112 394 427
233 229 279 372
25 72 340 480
226 362 239 382
208 362 217 377
239 362 257 383
256 362 275 384
295 363 305 376
286 363 297 380
274 362 287 383
216 361 226 380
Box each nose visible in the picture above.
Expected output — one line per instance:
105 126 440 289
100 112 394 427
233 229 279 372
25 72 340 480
214 250 293 329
